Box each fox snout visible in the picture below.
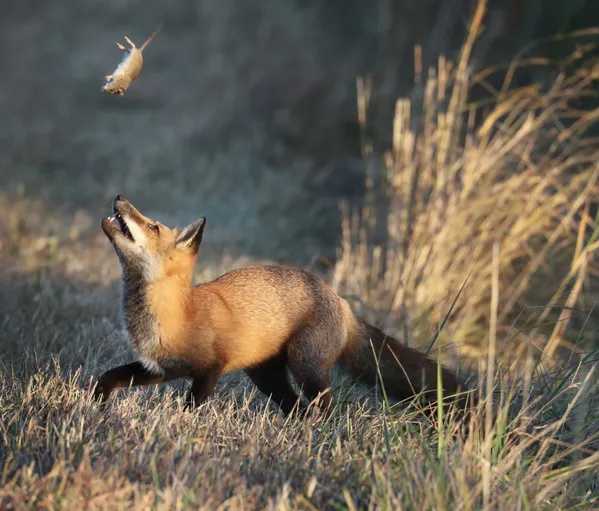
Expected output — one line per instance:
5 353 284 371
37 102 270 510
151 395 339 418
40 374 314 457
112 195 130 216
112 194 129 213
101 194 161 260
101 195 136 242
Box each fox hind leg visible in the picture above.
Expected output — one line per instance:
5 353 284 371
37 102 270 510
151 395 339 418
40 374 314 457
286 328 341 416
295 371 333 414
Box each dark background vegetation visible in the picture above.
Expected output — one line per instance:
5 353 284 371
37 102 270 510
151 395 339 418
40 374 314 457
2 0 599 266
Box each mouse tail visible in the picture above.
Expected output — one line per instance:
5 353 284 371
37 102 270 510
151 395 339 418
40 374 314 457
140 23 164 52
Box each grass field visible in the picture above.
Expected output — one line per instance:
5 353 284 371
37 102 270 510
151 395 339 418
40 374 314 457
2 0 599 509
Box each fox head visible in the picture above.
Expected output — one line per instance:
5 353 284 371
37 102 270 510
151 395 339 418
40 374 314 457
101 195 206 281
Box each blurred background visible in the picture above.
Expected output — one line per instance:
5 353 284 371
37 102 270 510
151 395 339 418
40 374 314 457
2 0 599 370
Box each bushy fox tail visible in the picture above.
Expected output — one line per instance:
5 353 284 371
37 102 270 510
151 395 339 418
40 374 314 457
339 301 469 410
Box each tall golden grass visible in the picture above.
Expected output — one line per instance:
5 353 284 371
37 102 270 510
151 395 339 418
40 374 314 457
334 0 599 374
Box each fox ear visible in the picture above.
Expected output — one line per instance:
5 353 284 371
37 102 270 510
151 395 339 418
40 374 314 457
176 217 206 252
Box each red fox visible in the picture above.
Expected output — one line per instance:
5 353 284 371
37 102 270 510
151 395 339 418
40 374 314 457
94 195 467 416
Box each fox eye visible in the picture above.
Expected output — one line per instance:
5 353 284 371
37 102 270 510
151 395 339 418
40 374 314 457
148 223 160 234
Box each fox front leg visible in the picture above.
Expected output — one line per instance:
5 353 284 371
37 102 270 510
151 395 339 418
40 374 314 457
94 361 166 404
184 366 223 410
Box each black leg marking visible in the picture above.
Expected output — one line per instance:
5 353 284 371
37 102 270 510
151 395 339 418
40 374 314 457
298 374 333 414
245 352 303 416
94 361 175 404
184 366 222 410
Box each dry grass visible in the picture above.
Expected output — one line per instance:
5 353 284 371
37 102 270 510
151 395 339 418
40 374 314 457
1 348 598 509
3 0 599 508
334 1 599 370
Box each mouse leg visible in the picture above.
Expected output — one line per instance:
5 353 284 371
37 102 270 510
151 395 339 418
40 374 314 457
116 42 126 51
124 37 136 50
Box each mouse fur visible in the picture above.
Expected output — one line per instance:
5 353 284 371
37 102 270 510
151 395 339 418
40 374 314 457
102 25 163 96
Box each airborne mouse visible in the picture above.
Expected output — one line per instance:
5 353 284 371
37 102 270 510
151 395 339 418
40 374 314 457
102 24 163 96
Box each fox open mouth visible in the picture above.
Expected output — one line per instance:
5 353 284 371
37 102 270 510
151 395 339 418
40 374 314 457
115 212 134 241
104 211 134 242
111 210 134 241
